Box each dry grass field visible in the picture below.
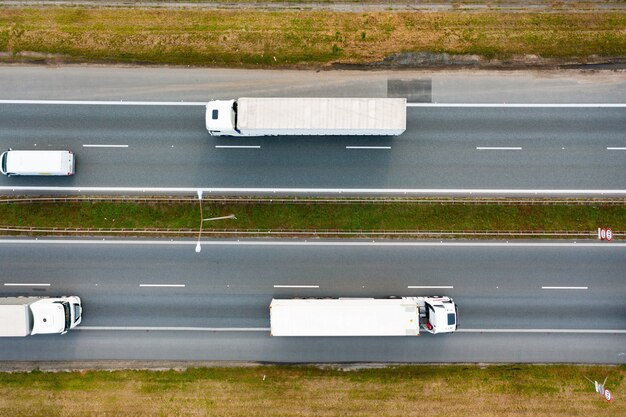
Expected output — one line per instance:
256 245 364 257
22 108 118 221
1 8 624 66
0 365 624 416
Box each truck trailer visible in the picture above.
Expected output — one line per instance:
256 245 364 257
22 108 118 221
205 97 406 136
269 296 457 337
0 296 82 337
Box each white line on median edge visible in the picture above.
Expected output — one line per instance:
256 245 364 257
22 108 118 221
274 285 320 289
2 100 624 108
346 146 391 150
406 103 626 108
139 284 186 288
541 286 588 290
2 186 624 195
79 326 271 332
83 144 129 148
215 145 261 149
407 285 454 289
4 283 51 287
0 100 206 106
75 326 626 334
607 147 626 150
476 147 522 150
458 329 626 334
1 239 625 247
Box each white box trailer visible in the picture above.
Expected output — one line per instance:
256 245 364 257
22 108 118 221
0 296 82 337
270 296 457 337
206 97 406 136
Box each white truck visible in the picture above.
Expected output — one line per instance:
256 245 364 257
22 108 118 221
0 296 82 337
205 97 406 136
270 296 457 337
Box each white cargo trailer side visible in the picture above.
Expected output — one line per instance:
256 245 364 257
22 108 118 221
206 97 406 136
270 298 421 337
0 303 32 337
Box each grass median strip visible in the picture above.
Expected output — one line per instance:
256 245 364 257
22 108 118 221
0 364 623 415
0 8 624 67
0 199 624 237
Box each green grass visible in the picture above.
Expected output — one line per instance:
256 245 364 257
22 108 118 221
0 199 624 235
0 8 624 67
32 0 626 5
0 365 623 416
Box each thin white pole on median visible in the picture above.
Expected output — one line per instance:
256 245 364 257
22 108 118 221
195 190 203 253
195 190 236 253
203 214 237 221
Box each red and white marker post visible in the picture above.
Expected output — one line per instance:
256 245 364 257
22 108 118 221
587 376 613 402
598 227 613 241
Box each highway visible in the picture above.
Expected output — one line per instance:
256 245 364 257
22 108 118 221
0 103 625 195
0 239 624 363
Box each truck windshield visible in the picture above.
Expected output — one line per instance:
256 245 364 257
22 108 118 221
62 302 72 330
73 303 81 322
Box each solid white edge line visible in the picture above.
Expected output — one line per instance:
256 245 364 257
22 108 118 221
607 147 626 150
139 284 185 288
4 283 51 286
541 286 588 290
1 186 625 195
273 285 320 288
346 146 391 150
75 326 626 334
406 103 626 108
1 100 623 108
215 145 261 149
1 239 625 247
458 329 626 334
476 147 522 150
83 144 129 148
78 326 271 332
408 285 454 289
0 100 206 106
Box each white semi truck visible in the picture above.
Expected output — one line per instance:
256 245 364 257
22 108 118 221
205 97 406 136
0 296 82 337
270 296 457 337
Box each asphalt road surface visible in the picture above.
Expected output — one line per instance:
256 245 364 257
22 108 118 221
0 239 624 363
2 67 625 103
0 103 624 195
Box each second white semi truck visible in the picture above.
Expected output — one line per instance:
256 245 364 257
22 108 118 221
270 296 457 337
205 97 406 136
0 296 82 337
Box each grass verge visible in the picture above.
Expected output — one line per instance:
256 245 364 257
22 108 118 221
0 8 624 67
0 199 624 236
0 364 623 416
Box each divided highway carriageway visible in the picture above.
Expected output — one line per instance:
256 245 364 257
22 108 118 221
0 101 625 197
0 239 624 363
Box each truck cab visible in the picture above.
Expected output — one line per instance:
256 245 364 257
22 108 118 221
30 296 82 335
205 100 240 136
420 296 458 334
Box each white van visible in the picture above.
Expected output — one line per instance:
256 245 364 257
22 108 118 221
0 150 75 177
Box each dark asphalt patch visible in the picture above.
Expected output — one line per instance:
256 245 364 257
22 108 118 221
387 79 432 103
